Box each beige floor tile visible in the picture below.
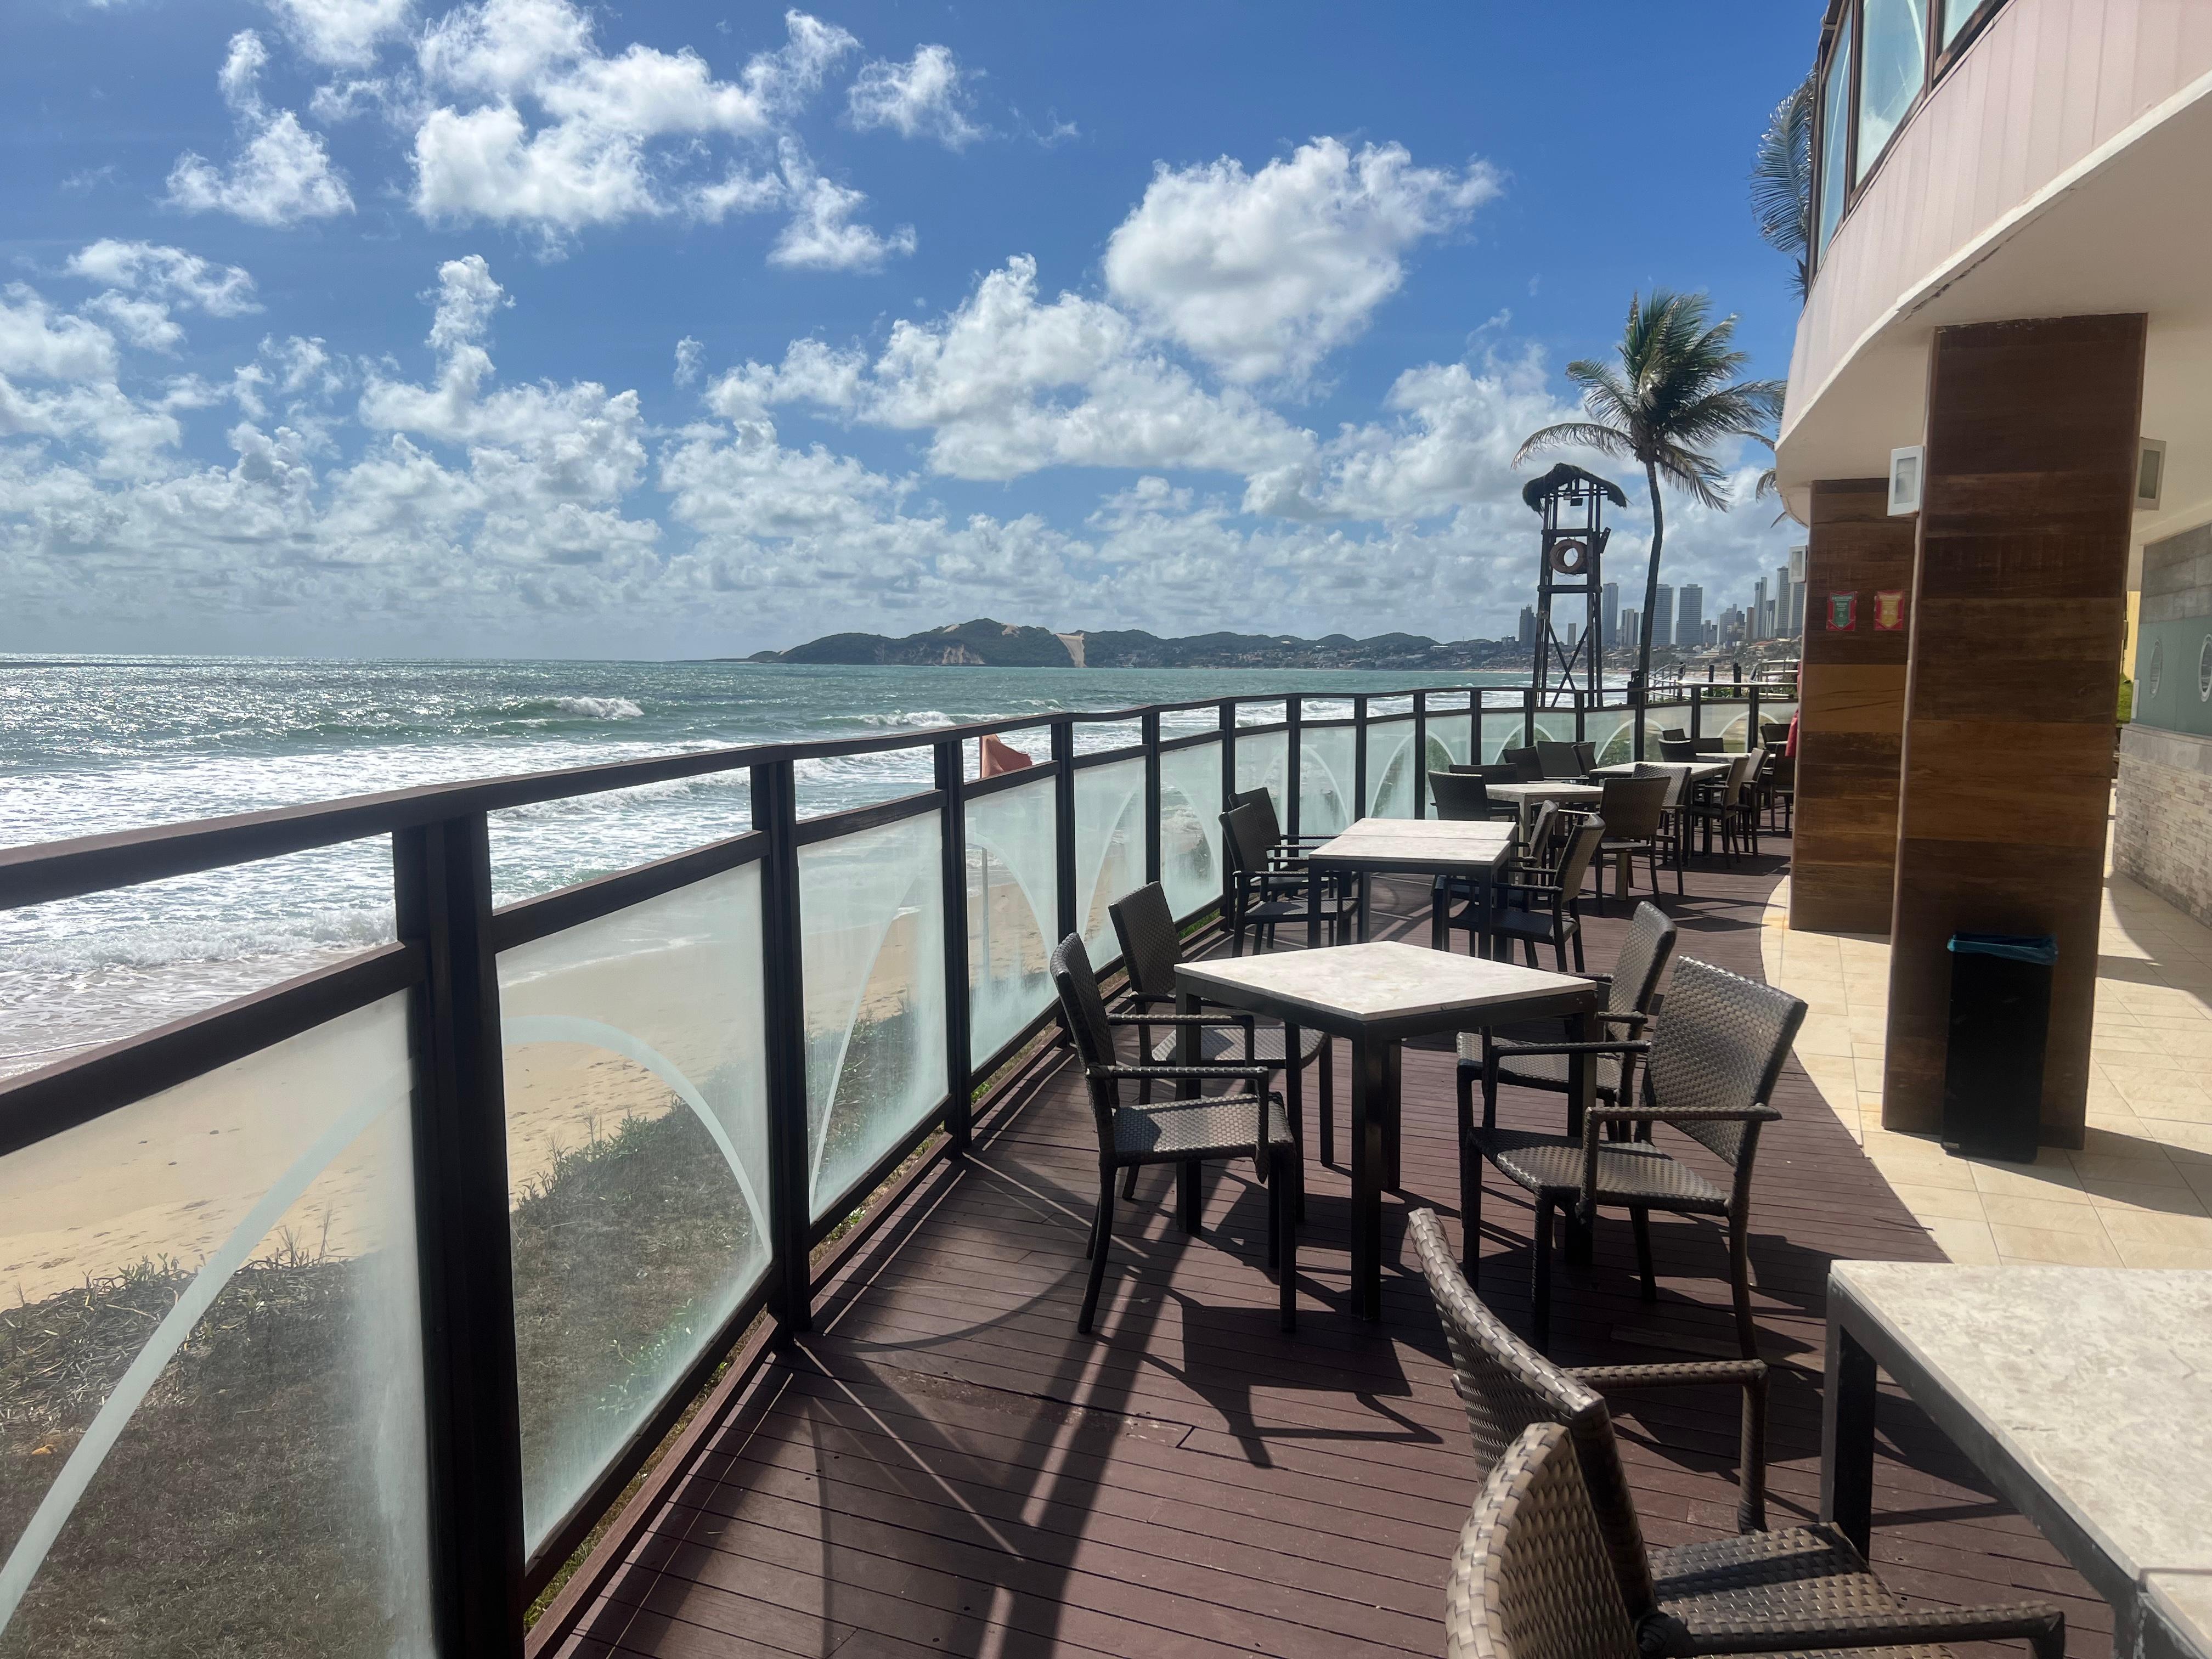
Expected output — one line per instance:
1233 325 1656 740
1968 1159 2089 1199
2104 1070 2212 1107
1792 1017 1855 1057
2068 1149 2185 1183
1923 1216 2001 1264
2093 1207 2212 1249
1978 1193 2109 1234
2082 1179 2208 1215
1888 1182 1991 1222
2111 1238 2212 1267
1988 1224 2125 1266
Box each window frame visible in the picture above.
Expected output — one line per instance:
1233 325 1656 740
1807 0 2010 281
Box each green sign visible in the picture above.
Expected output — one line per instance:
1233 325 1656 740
1826 591 1857 631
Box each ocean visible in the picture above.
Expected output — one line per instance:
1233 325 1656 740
0 655 1522 1076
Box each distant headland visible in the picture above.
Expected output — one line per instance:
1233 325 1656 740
732 618 1530 671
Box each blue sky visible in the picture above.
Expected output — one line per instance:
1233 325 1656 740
2 0 1820 658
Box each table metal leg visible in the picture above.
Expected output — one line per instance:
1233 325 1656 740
1383 1039 1403 1191
1350 1035 1387 1321
1565 1006 1595 1267
1357 873 1372 943
1175 989 1204 1235
1308 861 1322 950
1821 1320 1878 1561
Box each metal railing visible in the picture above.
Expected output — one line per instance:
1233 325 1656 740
0 677 1787 1657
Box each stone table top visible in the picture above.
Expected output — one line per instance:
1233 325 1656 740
2146 1574 2212 1659
1487 782 1602 803
1316 816 1514 841
1830 1262 2212 1602
1591 760 1730 783
1177 941 1591 1034
1306 819 1513 871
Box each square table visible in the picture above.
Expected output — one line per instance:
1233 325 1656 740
1821 1262 2212 1659
1302 817 1516 953
1589 759 1732 786
1486 781 1602 844
1175 942 1596 1321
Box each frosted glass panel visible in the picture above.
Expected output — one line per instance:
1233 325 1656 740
1480 712 1527 763
1234 729 1289 814
1159 741 1222 921
1431 712 1474 768
498 862 772 1554
1074 758 1146 958
967 776 1058 1066
1298 726 1358 836
800 815 947 1218
1364 718 1419 819
0 997 432 1657
1586 709 1637 768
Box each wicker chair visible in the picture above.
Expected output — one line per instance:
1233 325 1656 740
1430 769 1508 822
1585 775 1671 911
1535 741 1583 781
1110 881 1329 1176
1220 800 1355 954
1657 738 1700 762
1464 958 1806 1355
1502 745 1544 782
1680 753 1757 864
1449 815 1605 972
1442 1392 2066 1659
1410 1208 1765 1535
1572 741 1598 777
1457 901 1677 1146
1633 762 1691 894
1049 933 1300 1333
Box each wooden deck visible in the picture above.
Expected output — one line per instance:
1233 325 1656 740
554 857 2113 1659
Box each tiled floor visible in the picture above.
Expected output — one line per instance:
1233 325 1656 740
1762 848 2212 1269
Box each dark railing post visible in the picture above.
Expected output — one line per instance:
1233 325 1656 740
1351 695 1369 819
394 812 526 1659
1469 690 1481 769
1690 684 1703 744
1218 701 1237 909
1748 688 1762 752
751 759 812 1335
1051 718 1077 943
1284 696 1302 839
1141 711 1163 884
1523 687 1536 748
1573 688 1586 743
1630 673 1647 761
933 741 972 1152
1412 692 1428 819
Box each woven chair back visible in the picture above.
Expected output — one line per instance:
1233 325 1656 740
1641 958 1807 1166
1047 934 1120 1139
1429 770 1493 822
1475 763 1520 787
1522 801 1561 870
1502 746 1544 783
1691 737 1726 755
1535 741 1583 781
1229 787 1282 848
1220 800 1273 877
1594 775 1668 842
1740 746 1767 801
1657 738 1699 761
1607 904 1678 1018
1108 882 1182 1001
1572 741 1598 776
1553 815 1606 899
1630 760 1688 808
1444 1425 1643 1659
1659 727 1688 743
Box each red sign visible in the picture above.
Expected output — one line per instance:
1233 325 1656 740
1874 590 1906 631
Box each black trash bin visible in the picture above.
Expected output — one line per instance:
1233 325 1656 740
1942 932 2057 1164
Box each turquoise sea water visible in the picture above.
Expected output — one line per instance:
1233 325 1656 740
0 656 1521 1072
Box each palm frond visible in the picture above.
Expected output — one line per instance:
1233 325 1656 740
1751 75 1816 299
1514 422 1634 465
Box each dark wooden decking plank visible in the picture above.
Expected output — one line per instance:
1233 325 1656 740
584 859 2111 1659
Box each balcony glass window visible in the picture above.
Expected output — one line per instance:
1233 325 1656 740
1939 0 1978 48
1817 13 1853 251
1855 0 1928 181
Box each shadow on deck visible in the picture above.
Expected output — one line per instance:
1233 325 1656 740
554 859 2112 1659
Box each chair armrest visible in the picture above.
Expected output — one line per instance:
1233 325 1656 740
1490 1039 1651 1058
1114 991 1174 1012
1091 1062 1271 1082
1109 1008 1256 1060
1644 1599 2066 1659
1589 1104 1780 1125
1566 1358 1765 1390
1593 1010 1649 1030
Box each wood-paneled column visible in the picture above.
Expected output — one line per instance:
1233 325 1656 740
1791 478 1915 935
1883 314 2145 1148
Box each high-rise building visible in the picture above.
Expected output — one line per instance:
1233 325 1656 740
1775 564 1793 640
1619 608 1640 654
1517 606 1536 648
1651 585 1674 652
1703 619 1718 647
1676 584 1705 649
1601 581 1620 648
1751 577 1769 641
1565 620 1579 652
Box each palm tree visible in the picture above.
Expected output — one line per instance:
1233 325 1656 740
1516 290 1784 696
1752 75 1815 298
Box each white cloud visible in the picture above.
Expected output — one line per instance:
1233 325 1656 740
1104 137 1498 383
847 45 984 149
673 337 704 386
267 0 416 69
0 287 121 383
80 293 186 354
424 253 509 352
721 255 1309 481
767 141 913 271
166 31 356 225
409 3 862 245
65 241 262 317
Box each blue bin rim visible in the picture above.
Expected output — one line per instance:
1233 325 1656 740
1948 932 2057 966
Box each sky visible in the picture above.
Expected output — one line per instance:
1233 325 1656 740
1 0 1822 659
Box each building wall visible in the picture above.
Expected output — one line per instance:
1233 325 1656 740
2118 521 2212 922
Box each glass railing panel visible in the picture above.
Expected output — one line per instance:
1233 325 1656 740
1158 741 1223 922
799 815 947 1220
966 775 1059 1066
1480 710 1527 763
1074 756 1146 958
1819 11 1854 250
496 864 772 1555
1297 725 1359 837
0 996 432 1656
1234 729 1289 816
1585 709 1637 768
1363 717 1419 819
1857 0 1928 182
